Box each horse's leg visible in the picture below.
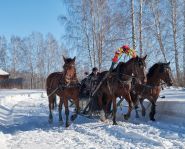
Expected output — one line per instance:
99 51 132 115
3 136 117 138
105 100 112 119
112 96 118 125
149 99 156 121
48 95 55 123
58 97 63 125
140 98 146 117
98 94 106 121
135 105 140 118
71 97 80 121
130 92 140 118
63 97 70 127
124 93 133 120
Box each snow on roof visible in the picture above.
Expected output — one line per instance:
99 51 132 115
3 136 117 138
0 69 9 75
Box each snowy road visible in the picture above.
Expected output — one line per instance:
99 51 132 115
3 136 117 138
0 88 185 149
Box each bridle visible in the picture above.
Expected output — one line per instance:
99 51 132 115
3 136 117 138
132 59 146 84
63 63 77 84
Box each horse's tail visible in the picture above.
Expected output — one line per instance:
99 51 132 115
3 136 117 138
47 92 57 110
46 72 62 95
46 72 61 110
46 73 55 94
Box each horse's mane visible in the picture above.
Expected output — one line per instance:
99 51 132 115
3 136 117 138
113 57 136 72
147 62 165 78
113 62 125 72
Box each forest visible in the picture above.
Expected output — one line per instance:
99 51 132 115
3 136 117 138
0 0 185 88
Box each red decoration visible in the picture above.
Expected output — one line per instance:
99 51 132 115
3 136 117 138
112 44 136 63
112 57 118 63
122 45 130 51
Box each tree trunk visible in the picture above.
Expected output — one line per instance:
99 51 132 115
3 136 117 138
171 0 180 83
183 0 185 80
139 0 143 56
131 0 136 49
150 2 167 62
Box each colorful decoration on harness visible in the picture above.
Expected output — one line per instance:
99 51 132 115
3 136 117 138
112 45 137 63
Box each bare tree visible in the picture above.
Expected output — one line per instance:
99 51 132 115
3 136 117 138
139 0 143 56
0 36 7 70
183 0 185 80
149 1 167 62
45 33 60 75
131 0 136 49
170 0 180 83
10 36 24 77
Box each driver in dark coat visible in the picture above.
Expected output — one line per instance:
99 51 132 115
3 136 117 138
88 67 99 94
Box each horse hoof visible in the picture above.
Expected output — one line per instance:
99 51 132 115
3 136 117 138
113 122 118 125
150 118 155 121
48 119 53 124
58 120 63 126
66 123 70 127
100 117 106 122
124 114 129 120
70 114 77 121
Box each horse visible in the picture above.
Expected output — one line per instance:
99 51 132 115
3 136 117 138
131 62 173 121
91 55 147 125
46 56 80 127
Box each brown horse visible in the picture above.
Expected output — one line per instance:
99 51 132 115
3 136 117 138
131 62 173 121
93 55 147 125
46 56 80 127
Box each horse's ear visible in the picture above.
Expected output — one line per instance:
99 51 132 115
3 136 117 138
143 55 147 60
73 56 76 62
135 55 139 60
166 62 170 66
63 55 66 62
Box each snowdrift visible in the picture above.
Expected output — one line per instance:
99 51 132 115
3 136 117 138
0 88 185 149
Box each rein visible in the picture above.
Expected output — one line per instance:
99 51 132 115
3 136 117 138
106 73 133 96
112 72 141 84
47 66 79 97
58 81 81 90
59 72 80 90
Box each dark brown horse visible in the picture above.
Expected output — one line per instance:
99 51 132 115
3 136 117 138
46 56 80 127
131 62 173 121
94 56 147 125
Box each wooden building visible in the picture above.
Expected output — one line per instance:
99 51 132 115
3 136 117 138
0 69 9 80
0 69 23 89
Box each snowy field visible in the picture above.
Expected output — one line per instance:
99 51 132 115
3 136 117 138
0 88 185 149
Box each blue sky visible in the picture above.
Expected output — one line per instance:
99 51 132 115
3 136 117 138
0 0 65 41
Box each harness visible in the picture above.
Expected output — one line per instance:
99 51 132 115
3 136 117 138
47 70 80 97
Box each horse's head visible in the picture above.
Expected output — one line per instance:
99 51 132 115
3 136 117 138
158 62 173 86
63 56 76 83
115 55 147 84
130 55 147 84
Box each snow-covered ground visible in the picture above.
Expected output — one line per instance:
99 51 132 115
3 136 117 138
0 88 185 149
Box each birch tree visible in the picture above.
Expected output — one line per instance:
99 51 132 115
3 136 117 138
183 0 185 80
45 33 59 75
170 0 180 83
149 1 167 62
131 0 136 49
139 0 143 56
0 36 7 70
